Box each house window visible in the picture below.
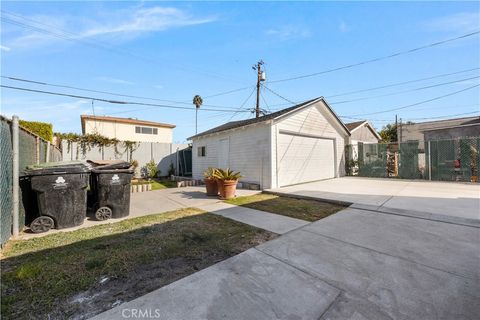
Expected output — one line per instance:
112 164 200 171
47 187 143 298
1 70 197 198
197 146 206 157
135 126 158 135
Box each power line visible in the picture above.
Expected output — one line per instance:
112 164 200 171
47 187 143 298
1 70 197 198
327 67 480 98
227 86 257 121
406 111 479 121
203 85 254 99
260 91 271 114
0 75 239 110
330 75 480 105
1 11 245 84
0 85 252 113
346 84 480 117
265 68 480 110
270 31 480 83
344 111 479 123
261 84 296 105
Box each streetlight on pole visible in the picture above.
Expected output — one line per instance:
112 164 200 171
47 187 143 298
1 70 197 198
193 95 203 134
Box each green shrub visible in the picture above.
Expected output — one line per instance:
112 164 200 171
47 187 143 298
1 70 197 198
144 160 159 179
19 120 53 142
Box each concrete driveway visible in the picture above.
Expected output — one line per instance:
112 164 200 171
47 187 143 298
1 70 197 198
92 202 480 320
267 177 480 226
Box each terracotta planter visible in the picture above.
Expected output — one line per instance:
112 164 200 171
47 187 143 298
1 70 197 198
218 179 238 200
204 178 218 196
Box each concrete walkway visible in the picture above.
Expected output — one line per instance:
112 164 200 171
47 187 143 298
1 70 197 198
198 202 309 234
19 187 260 240
90 206 480 320
266 177 480 226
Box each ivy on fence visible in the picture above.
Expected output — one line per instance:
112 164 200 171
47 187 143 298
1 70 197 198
55 132 139 159
19 120 53 142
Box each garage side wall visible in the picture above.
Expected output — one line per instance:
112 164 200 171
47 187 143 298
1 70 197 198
192 123 272 188
273 103 347 187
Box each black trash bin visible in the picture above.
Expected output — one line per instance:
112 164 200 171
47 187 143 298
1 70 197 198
25 162 90 233
88 160 133 221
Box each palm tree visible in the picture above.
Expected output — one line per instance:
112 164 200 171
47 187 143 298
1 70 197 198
193 95 203 134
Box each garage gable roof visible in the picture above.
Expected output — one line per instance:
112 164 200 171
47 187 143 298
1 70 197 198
345 120 382 140
189 97 350 139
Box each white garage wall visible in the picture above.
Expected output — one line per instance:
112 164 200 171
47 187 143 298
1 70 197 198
192 122 272 188
272 101 348 188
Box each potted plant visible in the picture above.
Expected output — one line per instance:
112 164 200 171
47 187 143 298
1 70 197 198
203 167 218 196
213 168 242 200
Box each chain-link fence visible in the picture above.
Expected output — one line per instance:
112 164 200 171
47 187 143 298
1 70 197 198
1 118 13 247
427 137 479 182
346 137 479 183
0 116 62 246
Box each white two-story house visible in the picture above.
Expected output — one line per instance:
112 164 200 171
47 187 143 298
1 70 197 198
81 115 175 143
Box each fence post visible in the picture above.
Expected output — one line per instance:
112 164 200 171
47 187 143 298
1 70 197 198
428 140 432 181
35 136 40 164
46 142 51 163
12 116 19 237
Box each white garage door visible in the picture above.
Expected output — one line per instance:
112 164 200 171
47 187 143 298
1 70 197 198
278 132 335 187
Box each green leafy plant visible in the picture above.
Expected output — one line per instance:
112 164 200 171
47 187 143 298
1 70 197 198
213 168 242 181
20 120 53 142
144 160 159 180
203 167 218 180
378 123 397 143
345 159 359 176
55 132 138 159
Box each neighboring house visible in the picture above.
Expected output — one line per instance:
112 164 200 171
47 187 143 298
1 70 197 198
398 116 480 143
189 97 350 189
345 120 382 161
345 120 381 144
81 115 176 143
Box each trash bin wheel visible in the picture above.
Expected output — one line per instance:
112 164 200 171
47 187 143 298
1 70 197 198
95 207 112 221
30 216 55 233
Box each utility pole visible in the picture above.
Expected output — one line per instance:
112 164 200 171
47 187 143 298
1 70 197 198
395 114 398 142
252 60 265 118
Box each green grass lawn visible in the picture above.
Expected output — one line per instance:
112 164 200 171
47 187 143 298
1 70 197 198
1 208 276 319
225 193 346 222
131 179 177 190
151 179 177 190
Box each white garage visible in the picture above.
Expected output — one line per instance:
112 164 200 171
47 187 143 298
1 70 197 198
189 97 350 189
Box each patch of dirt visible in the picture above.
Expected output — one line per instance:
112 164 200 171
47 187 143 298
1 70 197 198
63 233 275 319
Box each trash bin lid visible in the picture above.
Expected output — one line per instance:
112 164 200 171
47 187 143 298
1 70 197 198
25 161 90 176
91 168 134 174
87 160 131 170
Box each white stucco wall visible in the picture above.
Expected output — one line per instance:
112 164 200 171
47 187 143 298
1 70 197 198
273 101 348 186
192 122 272 188
83 119 173 143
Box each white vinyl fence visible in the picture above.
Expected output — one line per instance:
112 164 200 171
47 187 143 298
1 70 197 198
61 141 189 176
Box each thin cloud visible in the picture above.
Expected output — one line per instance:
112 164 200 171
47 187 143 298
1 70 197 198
96 76 134 85
0 45 11 51
266 25 312 41
424 12 480 33
339 20 349 33
83 6 215 37
153 84 164 89
4 6 216 49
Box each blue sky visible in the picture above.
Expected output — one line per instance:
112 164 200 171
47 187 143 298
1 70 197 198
1 1 479 142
